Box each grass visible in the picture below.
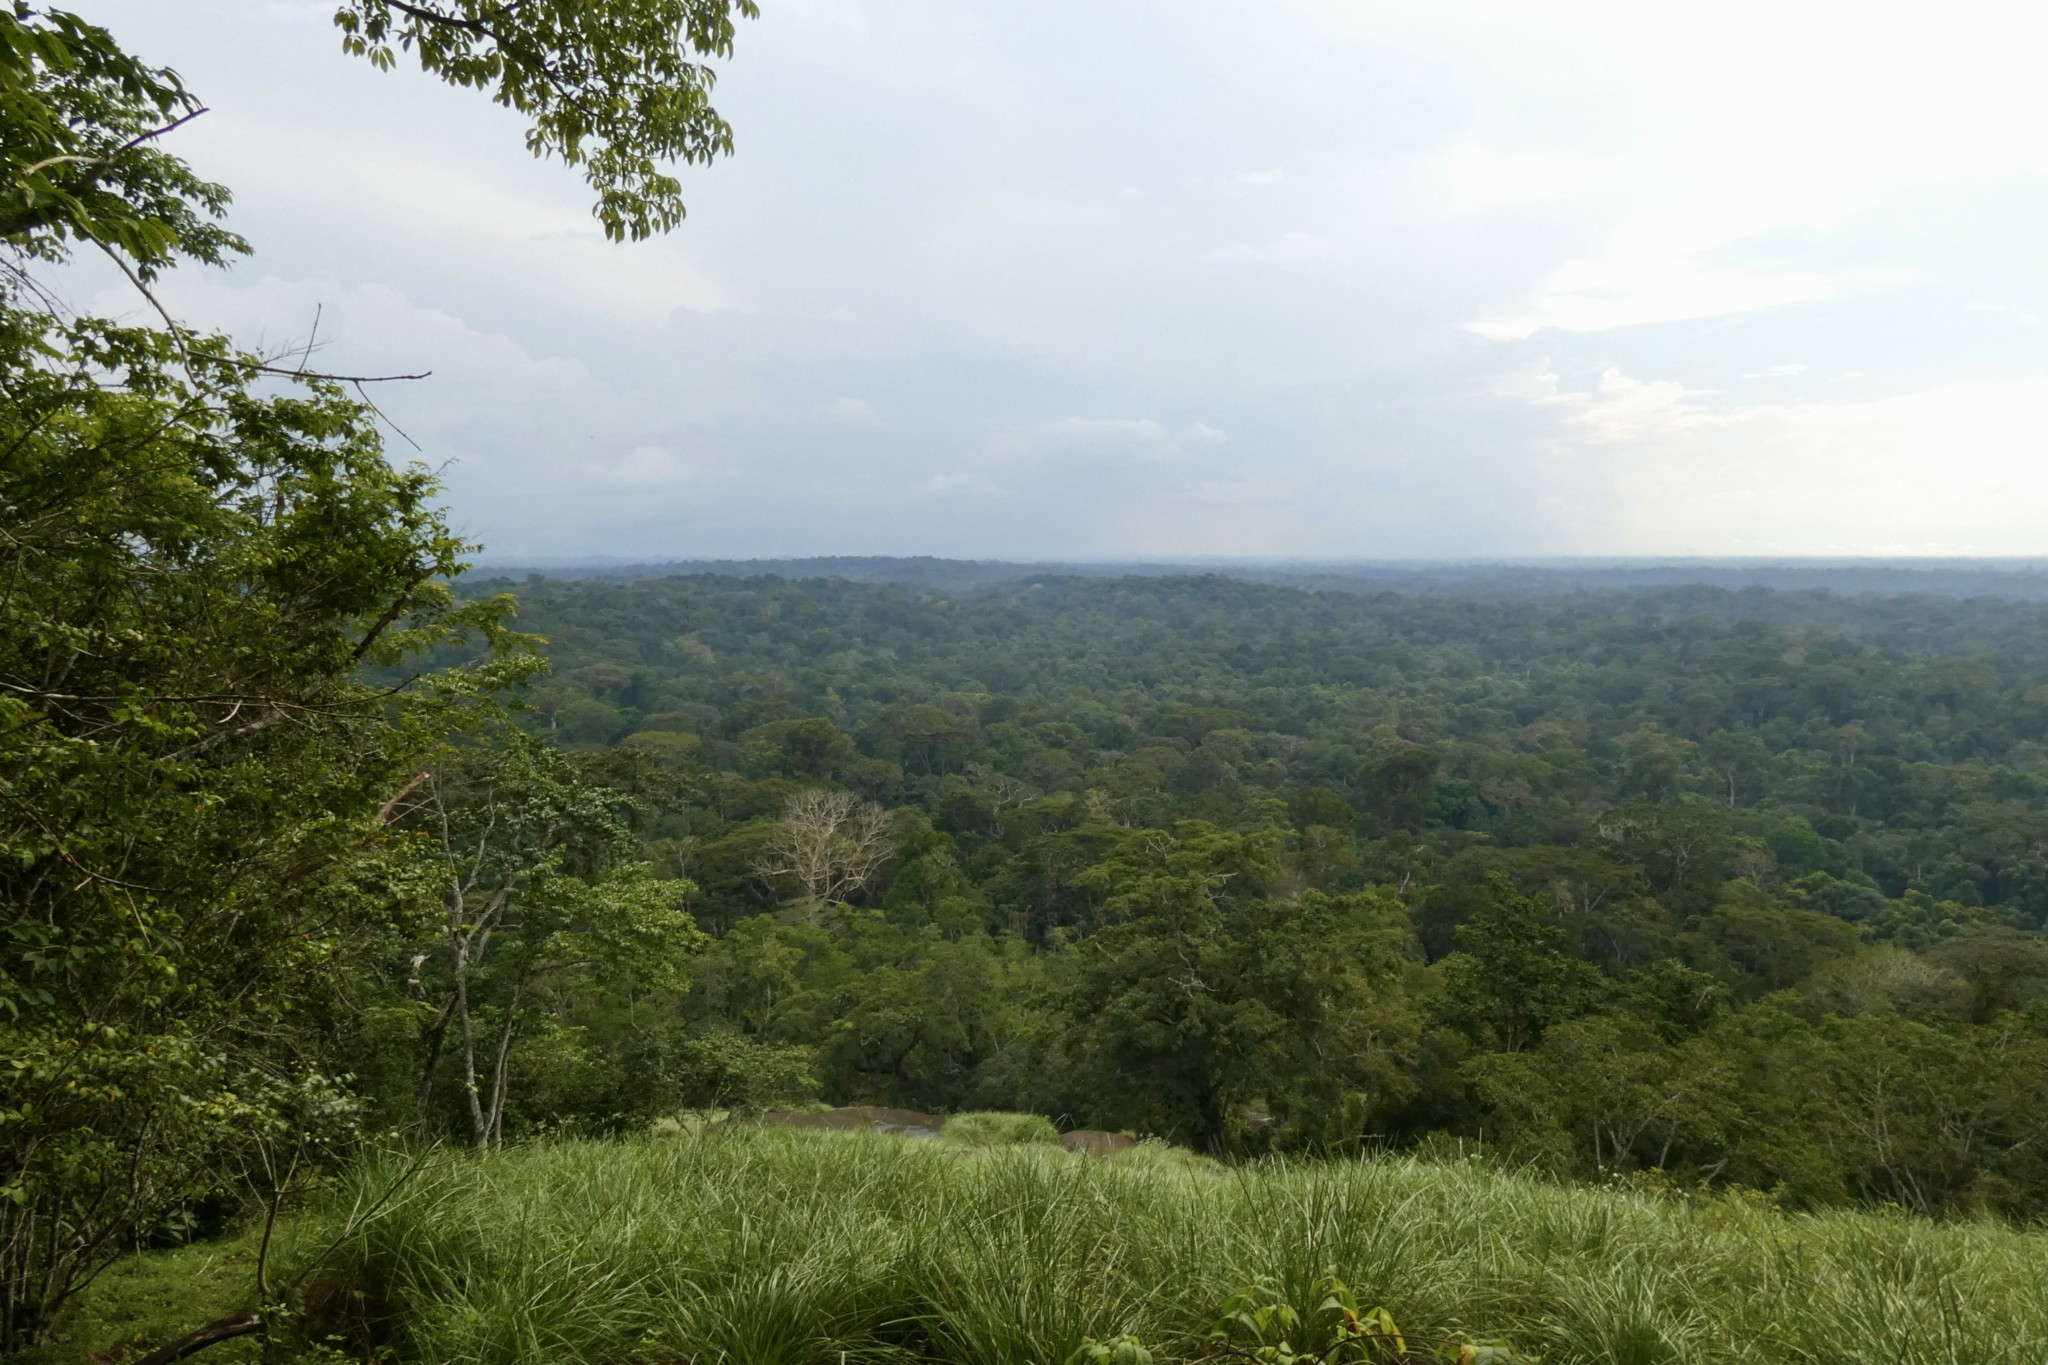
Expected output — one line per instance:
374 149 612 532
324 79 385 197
940 1111 1061 1148
282 1125 2048 1365
29 1229 266 1365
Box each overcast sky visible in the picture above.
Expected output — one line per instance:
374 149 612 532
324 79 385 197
73 1 2048 560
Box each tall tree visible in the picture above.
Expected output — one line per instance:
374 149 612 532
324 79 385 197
1434 875 1607 1053
0 285 527 1348
0 0 744 1340
1060 823 1402 1154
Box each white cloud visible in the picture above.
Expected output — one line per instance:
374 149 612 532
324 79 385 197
993 417 1229 465
1520 364 2048 553
822 396 880 425
125 274 607 420
96 271 741 553
1171 467 1294 505
923 471 1013 497
72 0 2048 558
1966 302 2043 325
1198 231 1341 265
1405 0 2048 337
1438 143 1618 213
183 96 740 326
603 445 699 488
1046 416 1169 445
1471 262 1914 339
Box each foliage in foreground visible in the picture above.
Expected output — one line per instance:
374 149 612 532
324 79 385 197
2 0 755 1345
307 1127 2048 1365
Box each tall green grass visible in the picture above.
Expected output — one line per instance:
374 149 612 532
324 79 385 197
940 1111 1061 1148
324 1127 2048 1364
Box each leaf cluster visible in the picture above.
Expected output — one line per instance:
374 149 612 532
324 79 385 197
1 4 246 274
334 0 759 240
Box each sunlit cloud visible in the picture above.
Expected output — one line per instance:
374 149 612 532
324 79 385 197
1516 365 2048 554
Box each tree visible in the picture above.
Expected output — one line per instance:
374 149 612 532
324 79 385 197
1434 875 1606 1053
1235 888 1418 1151
1595 800 1738 914
1926 927 2048 1024
752 788 896 919
1812 1010 2048 1213
1699 730 1773 807
1468 1015 1737 1176
1056 824 1409 1155
0 0 755 1346
392 735 704 1147
1361 742 1439 829
0 258 523 1351
1698 884 1861 995
0 37 542 1301
1062 824 1283 1153
334 0 759 240
658 1030 820 1119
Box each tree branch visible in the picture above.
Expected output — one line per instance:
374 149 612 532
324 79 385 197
131 1313 264 1365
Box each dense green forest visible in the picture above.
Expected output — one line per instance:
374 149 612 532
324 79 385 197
371 569 2048 1213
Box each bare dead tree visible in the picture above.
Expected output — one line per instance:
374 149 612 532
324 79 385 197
751 789 895 920
965 762 1039 815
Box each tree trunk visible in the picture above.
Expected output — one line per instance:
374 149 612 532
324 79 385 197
483 980 523 1147
1196 1082 1230 1157
414 994 457 1117
456 965 486 1149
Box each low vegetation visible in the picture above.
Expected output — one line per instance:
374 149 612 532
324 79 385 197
248 1126 2048 1364
940 1110 1062 1147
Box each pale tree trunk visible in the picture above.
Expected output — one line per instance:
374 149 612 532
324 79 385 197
456 962 487 1149
420 878 506 1136
483 980 523 1148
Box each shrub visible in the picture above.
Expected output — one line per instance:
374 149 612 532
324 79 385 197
943 1111 1062 1147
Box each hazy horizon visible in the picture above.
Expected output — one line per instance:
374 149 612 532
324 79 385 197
70 1 2048 562
460 553 2048 603
476 553 2048 568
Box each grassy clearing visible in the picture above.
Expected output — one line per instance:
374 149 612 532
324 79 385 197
304 1126 2048 1365
29 1230 266 1365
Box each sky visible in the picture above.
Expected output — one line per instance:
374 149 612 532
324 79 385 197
67 0 2048 560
